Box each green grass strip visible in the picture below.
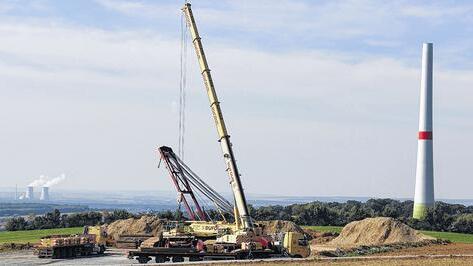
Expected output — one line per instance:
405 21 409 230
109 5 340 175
0 227 83 244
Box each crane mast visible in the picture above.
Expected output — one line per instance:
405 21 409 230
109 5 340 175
182 3 253 230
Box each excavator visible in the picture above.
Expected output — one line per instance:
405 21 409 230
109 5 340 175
128 3 310 263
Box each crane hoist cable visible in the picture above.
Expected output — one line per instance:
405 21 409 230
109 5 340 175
178 10 188 159
158 146 234 221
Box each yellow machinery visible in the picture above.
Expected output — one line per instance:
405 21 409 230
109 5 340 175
129 2 309 263
283 232 311 258
182 3 309 255
182 2 252 231
84 225 107 247
163 220 235 239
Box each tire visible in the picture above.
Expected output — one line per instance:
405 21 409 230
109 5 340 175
57 247 65 259
53 248 60 259
172 256 184 263
66 247 73 258
137 256 150 264
189 256 201 261
155 256 166 263
99 245 106 254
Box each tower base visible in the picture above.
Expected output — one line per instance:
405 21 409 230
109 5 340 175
413 203 433 220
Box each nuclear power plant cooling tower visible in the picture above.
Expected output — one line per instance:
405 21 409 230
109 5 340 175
40 187 50 201
25 186 34 200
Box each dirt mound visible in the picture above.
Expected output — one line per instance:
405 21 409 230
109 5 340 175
257 220 305 236
304 228 339 244
330 217 435 247
107 215 164 241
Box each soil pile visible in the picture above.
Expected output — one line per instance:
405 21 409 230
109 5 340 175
330 217 435 247
107 215 164 241
304 228 339 244
258 220 305 236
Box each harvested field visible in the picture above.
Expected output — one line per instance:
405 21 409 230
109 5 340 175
372 242 473 256
329 217 434 247
184 257 473 266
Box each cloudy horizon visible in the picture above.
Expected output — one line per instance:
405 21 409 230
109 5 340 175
1 0 472 199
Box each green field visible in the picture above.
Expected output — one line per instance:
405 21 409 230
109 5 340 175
0 227 83 244
302 226 473 244
420 230 473 244
303 225 343 233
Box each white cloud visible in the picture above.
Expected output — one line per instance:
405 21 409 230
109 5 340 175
95 0 178 19
0 3 472 198
401 4 472 19
0 2 13 13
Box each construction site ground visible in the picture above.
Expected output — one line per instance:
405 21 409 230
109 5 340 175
1 244 473 265
2 219 472 265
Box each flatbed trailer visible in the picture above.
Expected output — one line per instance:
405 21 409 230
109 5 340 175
128 247 280 264
36 243 104 259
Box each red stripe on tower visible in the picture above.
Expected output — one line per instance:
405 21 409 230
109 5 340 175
418 131 432 140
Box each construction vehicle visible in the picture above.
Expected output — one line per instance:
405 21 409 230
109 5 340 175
128 2 310 263
36 225 106 259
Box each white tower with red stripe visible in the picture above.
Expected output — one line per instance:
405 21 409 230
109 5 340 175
413 43 435 219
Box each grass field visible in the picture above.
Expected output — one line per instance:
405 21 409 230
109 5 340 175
0 227 83 244
303 226 473 244
304 225 343 233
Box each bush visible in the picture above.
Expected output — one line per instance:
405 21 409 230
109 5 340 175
250 199 473 234
5 217 28 231
450 214 473 233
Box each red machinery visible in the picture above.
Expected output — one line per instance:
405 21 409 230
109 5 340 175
158 146 233 221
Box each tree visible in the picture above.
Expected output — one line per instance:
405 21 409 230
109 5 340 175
5 217 28 231
450 214 473 233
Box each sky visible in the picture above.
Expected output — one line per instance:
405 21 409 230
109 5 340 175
0 0 472 199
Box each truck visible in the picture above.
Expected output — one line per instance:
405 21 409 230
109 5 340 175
128 231 309 263
35 226 107 259
128 2 310 263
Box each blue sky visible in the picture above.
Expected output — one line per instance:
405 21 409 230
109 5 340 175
0 0 472 199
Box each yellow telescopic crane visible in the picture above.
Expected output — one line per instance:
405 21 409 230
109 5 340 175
182 3 253 230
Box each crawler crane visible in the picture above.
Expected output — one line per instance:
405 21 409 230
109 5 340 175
128 3 310 263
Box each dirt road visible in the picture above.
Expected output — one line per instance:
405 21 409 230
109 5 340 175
2 245 473 265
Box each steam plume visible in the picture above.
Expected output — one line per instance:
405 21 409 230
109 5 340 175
28 175 47 187
44 174 66 187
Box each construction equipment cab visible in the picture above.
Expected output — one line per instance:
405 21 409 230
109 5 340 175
283 232 310 258
84 225 107 252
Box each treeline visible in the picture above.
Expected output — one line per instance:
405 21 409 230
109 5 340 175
0 203 88 217
5 209 134 231
4 208 191 231
249 199 473 234
5 199 473 234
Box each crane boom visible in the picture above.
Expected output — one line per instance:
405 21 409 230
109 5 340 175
182 3 253 230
